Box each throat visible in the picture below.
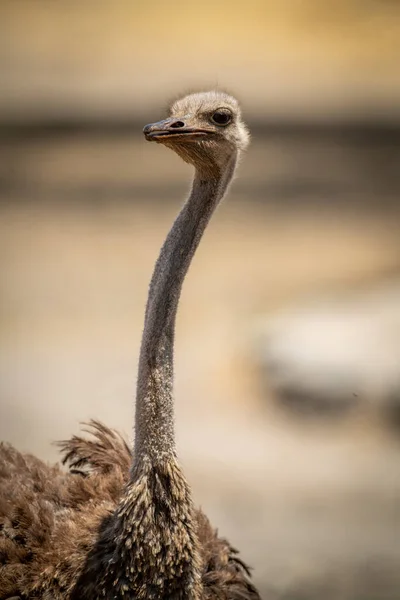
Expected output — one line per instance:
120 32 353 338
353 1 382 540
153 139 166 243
134 154 237 464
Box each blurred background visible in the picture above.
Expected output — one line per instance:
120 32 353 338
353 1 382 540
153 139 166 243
1 1 400 598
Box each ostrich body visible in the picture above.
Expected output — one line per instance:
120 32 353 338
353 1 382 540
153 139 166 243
0 92 258 599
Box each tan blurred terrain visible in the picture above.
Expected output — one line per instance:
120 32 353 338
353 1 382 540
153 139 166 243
1 0 400 121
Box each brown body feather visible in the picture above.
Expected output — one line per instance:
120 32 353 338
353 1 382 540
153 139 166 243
0 422 260 599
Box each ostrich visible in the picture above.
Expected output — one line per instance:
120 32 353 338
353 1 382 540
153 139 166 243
0 91 259 599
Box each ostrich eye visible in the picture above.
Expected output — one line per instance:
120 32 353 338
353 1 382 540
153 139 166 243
211 110 232 126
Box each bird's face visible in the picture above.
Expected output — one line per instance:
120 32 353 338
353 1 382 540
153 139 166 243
143 91 249 174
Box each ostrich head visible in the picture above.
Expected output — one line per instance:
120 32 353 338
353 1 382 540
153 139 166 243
143 91 250 175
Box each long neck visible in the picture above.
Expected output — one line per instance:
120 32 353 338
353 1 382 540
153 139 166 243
134 155 237 464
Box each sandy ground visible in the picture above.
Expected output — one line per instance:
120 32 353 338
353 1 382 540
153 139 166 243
1 134 400 597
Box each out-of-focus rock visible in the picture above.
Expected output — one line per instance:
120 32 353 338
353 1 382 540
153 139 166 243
251 281 400 424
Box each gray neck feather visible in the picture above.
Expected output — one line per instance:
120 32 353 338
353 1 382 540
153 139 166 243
134 154 238 464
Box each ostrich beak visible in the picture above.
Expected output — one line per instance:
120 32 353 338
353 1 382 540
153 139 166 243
143 118 213 142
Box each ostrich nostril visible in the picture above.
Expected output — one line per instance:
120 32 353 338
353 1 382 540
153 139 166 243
170 120 185 129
